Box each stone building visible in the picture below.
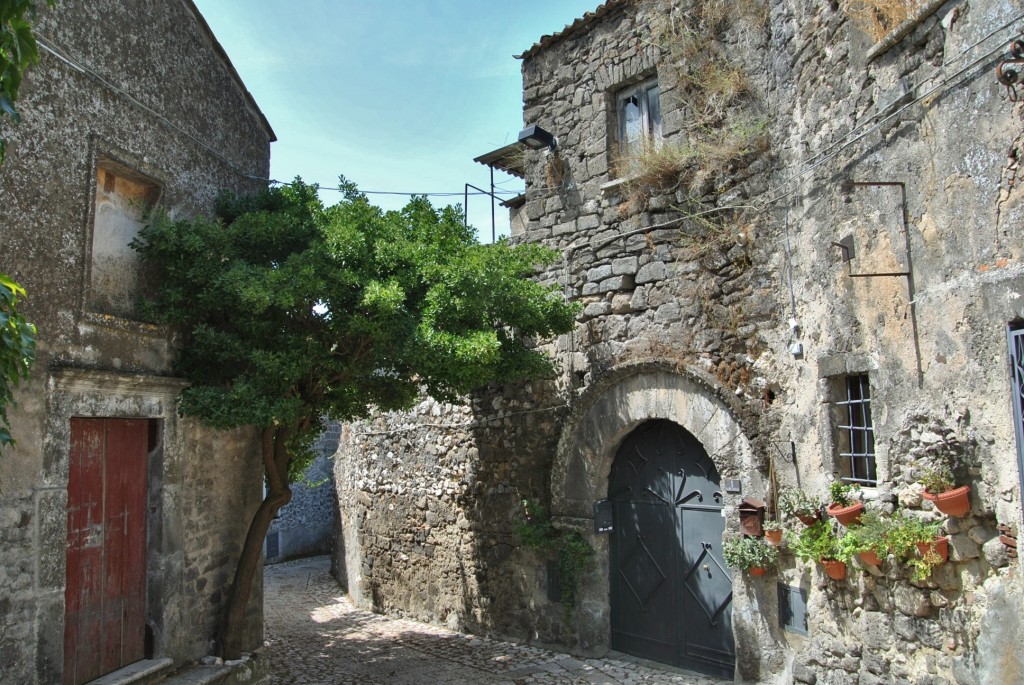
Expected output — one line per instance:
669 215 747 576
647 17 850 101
0 1 274 683
333 0 1024 682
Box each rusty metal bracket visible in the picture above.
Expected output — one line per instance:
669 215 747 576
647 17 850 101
996 39 1024 102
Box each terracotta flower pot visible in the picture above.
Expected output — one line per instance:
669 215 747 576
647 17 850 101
827 501 864 526
922 485 971 518
749 566 767 576
820 558 847 580
916 536 950 563
858 550 882 566
796 513 819 526
764 529 783 546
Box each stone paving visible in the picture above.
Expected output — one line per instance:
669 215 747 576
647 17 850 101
263 556 728 685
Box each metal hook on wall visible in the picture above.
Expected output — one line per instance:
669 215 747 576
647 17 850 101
996 39 1024 102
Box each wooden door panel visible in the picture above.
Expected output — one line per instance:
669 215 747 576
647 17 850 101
65 418 149 685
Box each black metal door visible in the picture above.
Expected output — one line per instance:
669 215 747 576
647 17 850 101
609 420 734 679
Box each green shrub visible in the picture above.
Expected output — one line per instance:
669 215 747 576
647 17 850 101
722 536 779 570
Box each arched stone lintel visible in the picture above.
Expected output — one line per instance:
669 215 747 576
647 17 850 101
552 360 760 520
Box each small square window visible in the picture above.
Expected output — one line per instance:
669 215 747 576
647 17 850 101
615 78 661 165
832 374 877 485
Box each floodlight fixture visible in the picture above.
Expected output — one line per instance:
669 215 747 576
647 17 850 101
517 124 557 151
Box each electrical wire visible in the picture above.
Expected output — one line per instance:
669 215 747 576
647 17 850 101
33 34 525 201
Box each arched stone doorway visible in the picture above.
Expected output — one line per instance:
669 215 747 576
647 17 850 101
609 419 733 678
550 363 764 679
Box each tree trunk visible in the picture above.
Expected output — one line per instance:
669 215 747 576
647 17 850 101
217 425 292 659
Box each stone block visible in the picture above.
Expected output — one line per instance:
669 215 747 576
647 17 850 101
583 302 611 318
598 276 634 293
612 256 638 275
654 303 681 323
629 288 648 309
793 662 818 684
578 214 601 231
610 293 634 314
895 585 931 617
636 261 666 284
553 221 576 236
586 264 613 282
982 537 1009 567
948 533 979 560
859 611 892 650
967 524 997 545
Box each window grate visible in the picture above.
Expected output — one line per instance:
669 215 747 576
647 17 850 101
1008 326 1024 510
836 374 876 485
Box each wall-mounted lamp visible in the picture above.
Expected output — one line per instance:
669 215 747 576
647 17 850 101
517 124 557 151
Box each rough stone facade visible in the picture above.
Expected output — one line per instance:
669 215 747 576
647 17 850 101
334 0 1024 683
0 2 274 682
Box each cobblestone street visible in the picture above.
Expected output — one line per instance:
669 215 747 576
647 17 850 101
264 556 728 685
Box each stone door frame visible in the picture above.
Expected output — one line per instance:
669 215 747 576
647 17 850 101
38 369 188 683
549 362 772 675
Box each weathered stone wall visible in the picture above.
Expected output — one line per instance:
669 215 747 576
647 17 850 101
334 0 1024 682
0 1 273 681
333 380 571 645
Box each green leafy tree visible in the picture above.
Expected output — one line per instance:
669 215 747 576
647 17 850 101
134 178 579 658
0 274 35 449
0 0 48 453
1 0 50 164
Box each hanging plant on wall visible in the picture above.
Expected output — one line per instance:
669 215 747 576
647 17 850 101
919 462 971 518
791 519 851 580
826 481 864 526
516 499 595 620
779 488 821 526
723 535 779 575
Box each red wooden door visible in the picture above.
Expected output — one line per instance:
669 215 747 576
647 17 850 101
65 418 149 685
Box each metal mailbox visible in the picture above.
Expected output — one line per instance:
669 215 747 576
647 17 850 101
738 496 766 537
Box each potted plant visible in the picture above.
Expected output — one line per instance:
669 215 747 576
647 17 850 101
826 480 864 526
885 513 946 582
763 519 784 546
919 462 971 517
723 535 780 576
839 510 889 566
779 488 820 526
791 519 850 580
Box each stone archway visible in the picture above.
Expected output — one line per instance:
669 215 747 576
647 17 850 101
550 362 767 676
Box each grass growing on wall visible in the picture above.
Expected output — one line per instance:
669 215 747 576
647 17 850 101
841 0 928 41
617 0 770 215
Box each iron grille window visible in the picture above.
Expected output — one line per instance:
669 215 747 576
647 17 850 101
1008 326 1024 503
835 374 876 485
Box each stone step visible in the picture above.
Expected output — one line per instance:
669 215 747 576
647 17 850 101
158 664 232 685
85 659 174 685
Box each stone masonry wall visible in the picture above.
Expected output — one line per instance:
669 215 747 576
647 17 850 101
334 380 572 646
333 0 1024 682
0 1 273 681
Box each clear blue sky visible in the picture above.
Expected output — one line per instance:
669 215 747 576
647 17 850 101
192 0 600 241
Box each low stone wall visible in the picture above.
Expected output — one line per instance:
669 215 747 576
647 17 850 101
333 382 575 646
